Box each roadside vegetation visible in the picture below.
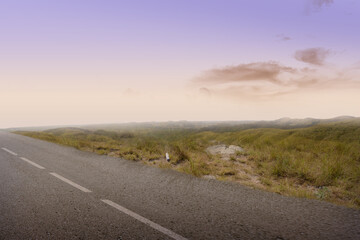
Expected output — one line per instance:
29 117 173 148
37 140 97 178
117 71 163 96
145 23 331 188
14 118 360 208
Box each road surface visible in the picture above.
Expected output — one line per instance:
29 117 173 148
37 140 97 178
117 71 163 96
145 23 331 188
0 131 359 239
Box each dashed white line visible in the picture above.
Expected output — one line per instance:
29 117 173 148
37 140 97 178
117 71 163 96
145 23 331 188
19 157 45 169
101 199 188 240
2 146 184 239
1 147 18 156
49 172 92 193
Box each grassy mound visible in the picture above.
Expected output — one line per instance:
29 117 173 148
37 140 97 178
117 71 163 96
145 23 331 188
15 119 360 208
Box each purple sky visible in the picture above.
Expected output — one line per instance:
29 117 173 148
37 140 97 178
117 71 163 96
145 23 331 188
1 0 359 127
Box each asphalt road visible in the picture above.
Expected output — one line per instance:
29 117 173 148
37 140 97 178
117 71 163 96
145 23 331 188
0 131 359 240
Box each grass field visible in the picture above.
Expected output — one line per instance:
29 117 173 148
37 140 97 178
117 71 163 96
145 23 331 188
14 118 360 208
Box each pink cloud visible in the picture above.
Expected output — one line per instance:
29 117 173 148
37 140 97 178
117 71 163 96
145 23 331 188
294 48 330 66
195 62 295 85
192 60 359 101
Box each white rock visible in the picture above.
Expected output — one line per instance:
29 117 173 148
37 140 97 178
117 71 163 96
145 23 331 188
206 144 243 156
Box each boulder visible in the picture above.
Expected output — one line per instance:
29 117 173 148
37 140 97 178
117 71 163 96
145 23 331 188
206 144 243 155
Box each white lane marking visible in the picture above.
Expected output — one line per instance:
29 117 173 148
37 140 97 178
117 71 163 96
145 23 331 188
101 199 187 240
1 147 18 156
49 172 92 193
19 157 45 169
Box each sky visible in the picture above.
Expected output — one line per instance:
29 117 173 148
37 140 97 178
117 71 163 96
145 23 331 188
0 0 359 128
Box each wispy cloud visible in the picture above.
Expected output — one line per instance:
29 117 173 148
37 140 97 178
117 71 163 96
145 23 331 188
121 88 141 97
192 60 359 101
294 48 330 66
195 62 295 85
304 0 334 15
312 0 334 9
199 87 212 97
192 62 316 100
276 34 292 41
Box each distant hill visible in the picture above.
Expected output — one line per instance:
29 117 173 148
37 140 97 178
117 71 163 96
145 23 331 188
4 116 358 132
199 116 358 132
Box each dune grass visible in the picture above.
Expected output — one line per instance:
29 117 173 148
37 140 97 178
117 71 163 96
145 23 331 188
14 119 360 208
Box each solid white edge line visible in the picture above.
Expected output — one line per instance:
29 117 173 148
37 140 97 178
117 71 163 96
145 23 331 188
101 199 188 240
1 147 18 156
19 157 45 169
49 172 92 193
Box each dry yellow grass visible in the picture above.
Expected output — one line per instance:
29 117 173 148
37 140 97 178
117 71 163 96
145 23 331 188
15 119 360 208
